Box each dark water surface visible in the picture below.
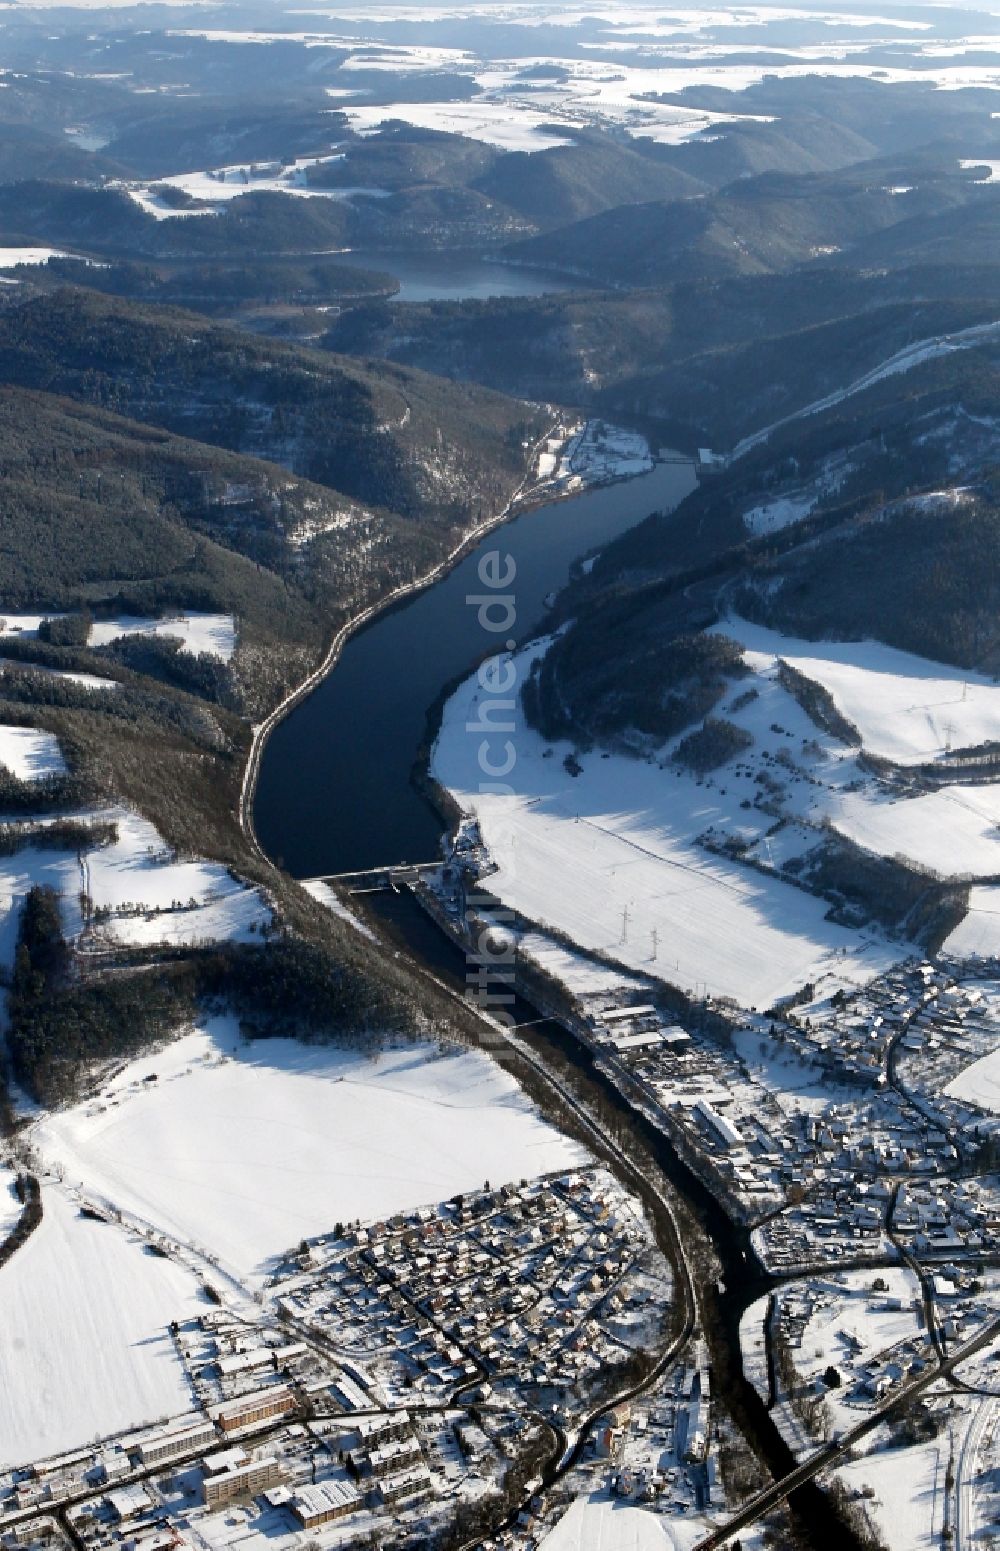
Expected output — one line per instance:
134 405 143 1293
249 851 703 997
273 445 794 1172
254 458 697 878
334 248 580 302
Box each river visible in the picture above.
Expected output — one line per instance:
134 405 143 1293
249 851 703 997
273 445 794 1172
252 449 870 1551
253 457 697 878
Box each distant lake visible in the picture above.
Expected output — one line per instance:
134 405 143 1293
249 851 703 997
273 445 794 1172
336 249 579 303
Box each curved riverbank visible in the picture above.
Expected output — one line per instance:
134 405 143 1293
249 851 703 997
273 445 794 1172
251 454 697 877
238 419 563 867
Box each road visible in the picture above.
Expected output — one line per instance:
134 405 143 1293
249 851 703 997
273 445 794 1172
730 318 1000 461
383 963 702 1551
694 1313 1000 1550
954 1394 997 1551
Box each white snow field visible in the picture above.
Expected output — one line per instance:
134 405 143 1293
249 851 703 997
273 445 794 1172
538 1493 677 1551
0 1187 204 1469
432 641 900 1010
0 809 271 967
741 451 856 535
126 154 389 219
713 618 1000 766
0 844 78 970
944 889 1000 960
961 158 1000 183
743 491 818 535
88 612 236 661
35 1017 587 1283
0 247 69 268
0 612 61 637
519 932 648 1001
822 784 1000 879
836 1436 947 1551
944 1045 1000 1113
339 74 770 152
0 725 66 782
79 809 270 946
739 1293 771 1404
0 1166 23 1242
0 658 117 692
341 99 580 152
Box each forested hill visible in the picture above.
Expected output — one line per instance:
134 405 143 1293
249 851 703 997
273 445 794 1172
323 266 1000 443
504 164 985 288
0 291 548 882
524 343 1000 749
0 290 547 524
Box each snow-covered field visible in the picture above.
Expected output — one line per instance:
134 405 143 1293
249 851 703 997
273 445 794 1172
961 158 1000 183
538 1492 677 1550
34 1017 587 1282
944 1045 1000 1113
88 612 236 662
0 247 69 269
331 43 996 155
83 810 227 906
739 1293 771 1405
835 1435 946 1551
0 845 78 969
823 784 1000 879
741 452 855 535
0 725 66 782
79 809 270 945
0 658 117 693
432 609 1000 1010
0 612 61 638
714 618 1000 766
944 888 1000 960
0 1166 23 1243
0 1187 204 1468
743 491 818 536
126 154 387 219
0 808 271 966
343 99 578 152
519 931 649 1001
432 640 900 1009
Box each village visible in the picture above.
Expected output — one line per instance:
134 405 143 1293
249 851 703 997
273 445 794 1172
273 1167 672 1416
436 827 1000 1268
0 1167 693 1551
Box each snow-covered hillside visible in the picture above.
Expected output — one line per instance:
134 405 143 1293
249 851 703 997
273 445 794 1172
88 613 236 662
0 725 65 783
433 640 900 1009
0 805 272 966
0 1188 204 1469
732 320 1000 460
434 615 1000 1007
35 1017 587 1284
712 618 1000 766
